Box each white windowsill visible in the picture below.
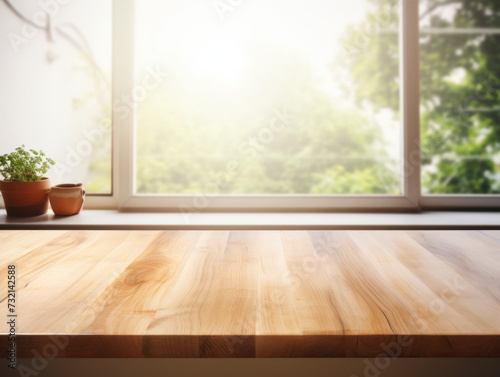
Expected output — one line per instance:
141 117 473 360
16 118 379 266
0 209 499 230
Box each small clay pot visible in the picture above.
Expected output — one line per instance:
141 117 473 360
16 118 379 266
49 183 86 216
0 177 52 217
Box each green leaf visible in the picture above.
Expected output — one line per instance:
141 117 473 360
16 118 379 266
0 145 56 182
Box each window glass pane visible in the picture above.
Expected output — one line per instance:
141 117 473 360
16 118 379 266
0 0 112 194
420 0 500 194
135 0 400 194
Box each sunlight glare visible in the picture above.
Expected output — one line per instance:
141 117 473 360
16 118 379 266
191 36 246 87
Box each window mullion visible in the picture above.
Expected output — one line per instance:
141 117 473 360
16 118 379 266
400 0 421 208
113 0 136 208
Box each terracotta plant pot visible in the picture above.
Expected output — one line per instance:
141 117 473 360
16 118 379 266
49 183 86 216
0 177 52 217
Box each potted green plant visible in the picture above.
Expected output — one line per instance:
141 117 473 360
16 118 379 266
0 145 56 217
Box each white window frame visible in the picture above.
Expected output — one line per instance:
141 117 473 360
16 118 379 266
5 0 500 212
107 0 424 212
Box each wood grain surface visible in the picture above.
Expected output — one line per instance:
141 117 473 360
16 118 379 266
0 230 499 358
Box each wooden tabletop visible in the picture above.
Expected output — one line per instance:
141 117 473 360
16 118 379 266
1 230 499 358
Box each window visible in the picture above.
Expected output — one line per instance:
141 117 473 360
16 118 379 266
0 0 112 195
1 0 499 211
116 0 417 210
419 0 500 197
134 0 401 196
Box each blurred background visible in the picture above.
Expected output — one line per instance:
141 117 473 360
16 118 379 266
1 0 499 196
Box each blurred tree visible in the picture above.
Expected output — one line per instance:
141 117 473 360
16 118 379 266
136 41 398 194
343 0 500 194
